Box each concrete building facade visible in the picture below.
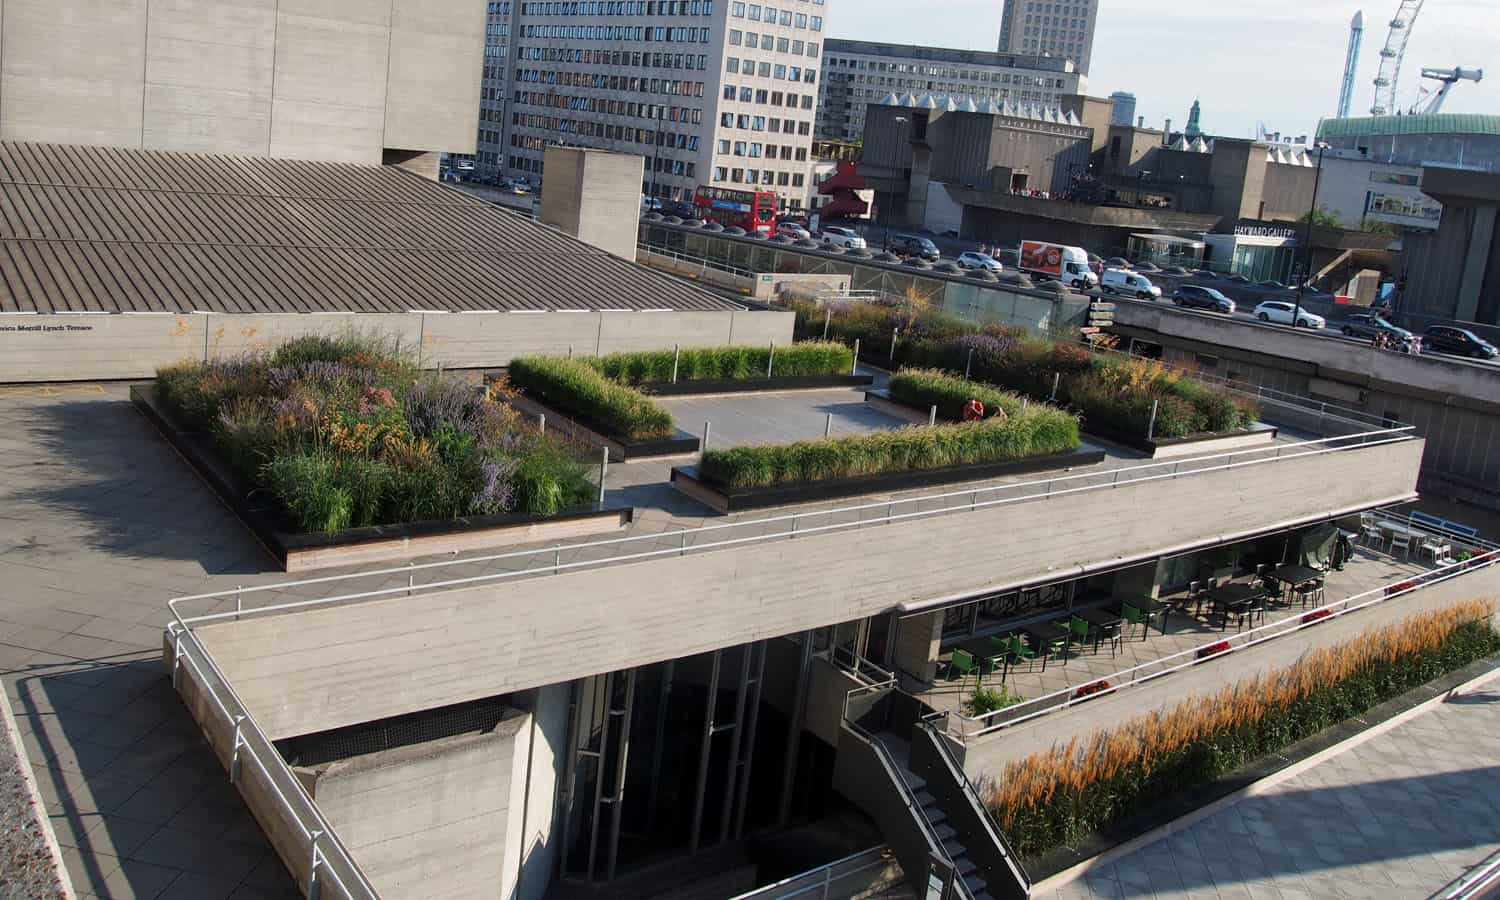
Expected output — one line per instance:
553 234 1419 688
0 0 486 170
475 0 831 211
815 39 1081 142
997 0 1099 74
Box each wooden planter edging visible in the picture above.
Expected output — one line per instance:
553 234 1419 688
506 392 701 462
638 374 875 397
863 390 1277 460
1024 650 1500 881
131 385 634 573
670 447 1106 514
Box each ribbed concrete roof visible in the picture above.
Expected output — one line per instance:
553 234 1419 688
0 142 735 314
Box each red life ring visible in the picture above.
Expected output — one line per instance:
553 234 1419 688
963 399 985 421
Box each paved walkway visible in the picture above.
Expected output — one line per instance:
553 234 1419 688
1037 678 1500 900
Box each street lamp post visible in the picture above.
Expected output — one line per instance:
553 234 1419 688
883 116 910 252
1294 141 1332 328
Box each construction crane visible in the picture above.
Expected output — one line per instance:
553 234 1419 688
1410 66 1485 114
1370 0 1424 116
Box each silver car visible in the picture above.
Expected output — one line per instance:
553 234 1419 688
819 226 867 250
957 251 1003 272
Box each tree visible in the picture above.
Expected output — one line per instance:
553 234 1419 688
1299 205 1342 230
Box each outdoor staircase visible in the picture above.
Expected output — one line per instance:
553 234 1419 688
881 736 994 900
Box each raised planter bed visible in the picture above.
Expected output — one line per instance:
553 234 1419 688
132 385 634 572
864 390 1278 459
669 446 1106 514
637 374 874 397
506 392 701 462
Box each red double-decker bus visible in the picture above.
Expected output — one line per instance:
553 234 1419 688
693 186 777 234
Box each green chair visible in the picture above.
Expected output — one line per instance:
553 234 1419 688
1040 625 1072 665
1122 603 1149 641
1068 616 1092 654
1005 635 1040 674
945 648 978 686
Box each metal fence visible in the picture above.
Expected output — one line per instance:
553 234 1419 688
947 517 1500 741
727 848 897 900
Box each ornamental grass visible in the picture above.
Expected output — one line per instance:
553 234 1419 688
784 297 1258 439
586 341 852 384
156 334 595 532
698 403 1080 489
888 369 1025 421
987 600 1499 858
507 355 674 441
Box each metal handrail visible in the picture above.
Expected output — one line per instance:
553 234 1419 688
955 543 1500 740
914 718 1031 894
165 623 378 900
727 847 891 900
167 425 1417 627
1434 848 1500 900
638 242 754 279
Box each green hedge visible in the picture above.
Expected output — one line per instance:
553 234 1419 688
888 369 1024 421
508 356 674 441
699 407 1080 489
587 342 853 384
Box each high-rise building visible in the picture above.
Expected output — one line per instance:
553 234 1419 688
473 1 517 176
816 39 1083 142
1109 90 1137 126
997 0 1099 75
475 0 831 211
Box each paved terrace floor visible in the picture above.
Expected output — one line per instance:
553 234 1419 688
916 548 1440 725
0 381 1324 898
1036 676 1500 900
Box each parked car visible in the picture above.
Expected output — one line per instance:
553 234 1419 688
1423 325 1498 360
1255 279 1290 291
956 251 1003 272
1252 300 1326 329
1101 268 1161 300
1106 256 1131 270
1342 314 1419 350
1174 284 1236 314
891 234 940 261
662 201 697 218
1192 269 1218 279
775 222 811 239
819 226 867 250
1222 273 1253 285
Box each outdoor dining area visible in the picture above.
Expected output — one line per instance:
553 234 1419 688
911 512 1465 707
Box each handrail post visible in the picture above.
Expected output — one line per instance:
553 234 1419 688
852 338 860 375
598 447 609 505
672 343 680 384
767 340 775 378
407 562 415 596
965 347 974 380
823 307 832 340
230 714 247 783
308 831 323 900
235 585 243 620
703 420 712 452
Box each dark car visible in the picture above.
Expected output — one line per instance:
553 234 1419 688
891 234 940 261
662 201 697 218
1255 279 1290 291
1222 273 1253 285
1174 284 1236 314
1423 325 1498 359
1192 269 1218 279
1342 314 1417 346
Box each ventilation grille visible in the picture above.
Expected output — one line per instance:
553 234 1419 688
277 696 513 768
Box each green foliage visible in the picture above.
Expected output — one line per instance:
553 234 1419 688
156 337 595 534
969 685 1024 716
699 406 1080 489
888 369 1024 421
507 356 674 441
587 342 853 384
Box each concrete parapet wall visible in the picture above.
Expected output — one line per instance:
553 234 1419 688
194 438 1424 740
0 310 794 382
954 563 1500 782
299 713 526 900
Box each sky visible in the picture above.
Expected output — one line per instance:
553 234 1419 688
829 0 1497 139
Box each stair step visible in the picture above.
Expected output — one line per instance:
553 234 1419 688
914 790 937 807
904 774 927 792
962 873 989 896
923 805 948 825
933 822 956 841
942 837 969 859
954 857 977 877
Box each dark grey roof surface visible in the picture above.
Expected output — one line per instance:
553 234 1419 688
0 142 735 314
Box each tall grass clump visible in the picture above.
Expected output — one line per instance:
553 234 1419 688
587 342 853 384
699 405 1080 489
888 369 1024 421
155 334 595 533
987 600 1499 858
783 296 1259 439
507 356 674 441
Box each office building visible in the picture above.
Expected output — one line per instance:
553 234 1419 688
816 39 1083 142
473 1 518 176
482 0 831 211
0 0 484 173
1109 90 1137 127
997 0 1100 75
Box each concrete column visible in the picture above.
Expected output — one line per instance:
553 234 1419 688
892 611 945 684
1455 205 1497 323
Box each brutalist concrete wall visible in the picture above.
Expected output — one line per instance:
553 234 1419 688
195 437 1425 740
0 310 794 382
0 0 483 163
299 711 528 900
541 147 645 261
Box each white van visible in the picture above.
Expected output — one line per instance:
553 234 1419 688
1019 241 1099 290
1101 268 1162 300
